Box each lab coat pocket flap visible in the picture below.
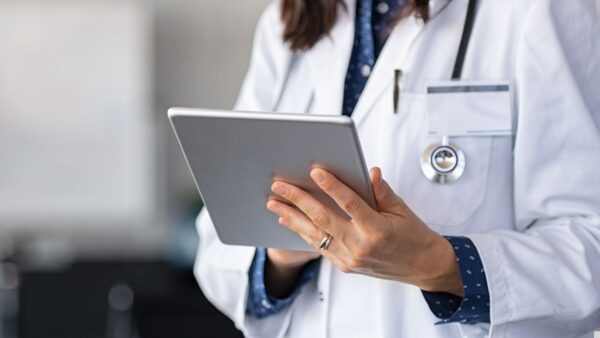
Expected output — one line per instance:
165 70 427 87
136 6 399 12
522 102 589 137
427 81 512 137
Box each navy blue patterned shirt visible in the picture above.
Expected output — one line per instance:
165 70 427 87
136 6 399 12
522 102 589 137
342 0 403 116
422 237 491 324
246 0 491 324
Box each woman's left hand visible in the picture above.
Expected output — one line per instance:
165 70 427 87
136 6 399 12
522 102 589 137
266 167 464 296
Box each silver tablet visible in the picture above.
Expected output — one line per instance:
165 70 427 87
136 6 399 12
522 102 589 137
169 108 375 251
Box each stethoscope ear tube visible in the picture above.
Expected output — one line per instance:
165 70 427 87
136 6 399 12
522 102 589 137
421 0 477 184
452 0 478 80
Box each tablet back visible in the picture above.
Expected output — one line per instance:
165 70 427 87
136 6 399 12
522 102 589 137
169 108 375 251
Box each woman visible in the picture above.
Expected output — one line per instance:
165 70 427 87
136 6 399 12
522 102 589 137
194 0 600 337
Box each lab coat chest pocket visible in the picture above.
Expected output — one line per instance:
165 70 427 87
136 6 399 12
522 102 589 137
413 134 493 228
361 88 500 228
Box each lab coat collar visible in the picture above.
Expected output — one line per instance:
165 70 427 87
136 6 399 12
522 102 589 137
305 0 356 117
351 0 461 127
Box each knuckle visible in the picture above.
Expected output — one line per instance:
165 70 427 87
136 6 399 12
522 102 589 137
310 229 322 243
276 206 289 218
369 228 386 245
343 197 361 213
312 210 331 227
286 189 300 204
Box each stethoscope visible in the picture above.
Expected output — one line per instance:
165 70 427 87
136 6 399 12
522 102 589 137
417 0 478 184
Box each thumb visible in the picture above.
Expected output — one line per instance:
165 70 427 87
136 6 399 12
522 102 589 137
369 167 406 213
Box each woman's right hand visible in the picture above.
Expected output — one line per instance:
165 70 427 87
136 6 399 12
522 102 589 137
264 248 320 298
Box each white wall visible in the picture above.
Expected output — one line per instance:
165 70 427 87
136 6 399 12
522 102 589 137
0 0 272 260
0 0 154 230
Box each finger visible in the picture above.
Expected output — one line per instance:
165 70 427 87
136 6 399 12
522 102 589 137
271 181 346 240
369 166 383 189
267 199 330 250
266 200 349 271
310 168 375 223
369 167 406 213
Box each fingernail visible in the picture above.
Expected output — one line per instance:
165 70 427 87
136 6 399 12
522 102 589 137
272 183 287 195
311 169 325 184
266 200 277 210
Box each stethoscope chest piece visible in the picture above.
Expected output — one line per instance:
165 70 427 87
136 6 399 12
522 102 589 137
421 136 465 184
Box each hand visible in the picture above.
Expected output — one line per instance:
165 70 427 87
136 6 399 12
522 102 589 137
264 249 320 298
266 167 463 296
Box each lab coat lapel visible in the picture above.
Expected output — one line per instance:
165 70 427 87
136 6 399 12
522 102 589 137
305 0 355 116
351 0 466 127
350 16 425 126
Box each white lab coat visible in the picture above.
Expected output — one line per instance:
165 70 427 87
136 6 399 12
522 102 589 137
194 0 600 337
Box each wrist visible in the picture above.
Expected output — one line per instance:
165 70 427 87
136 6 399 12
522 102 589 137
266 255 304 280
418 234 464 297
264 251 306 299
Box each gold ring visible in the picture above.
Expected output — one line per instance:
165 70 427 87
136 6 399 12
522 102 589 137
319 234 333 250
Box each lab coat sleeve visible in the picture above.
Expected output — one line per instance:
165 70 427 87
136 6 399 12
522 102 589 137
468 1 600 337
194 210 298 337
193 2 299 337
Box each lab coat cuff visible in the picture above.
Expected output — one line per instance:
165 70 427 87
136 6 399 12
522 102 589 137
467 233 512 327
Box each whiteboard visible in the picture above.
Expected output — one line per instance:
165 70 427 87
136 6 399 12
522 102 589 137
0 1 155 229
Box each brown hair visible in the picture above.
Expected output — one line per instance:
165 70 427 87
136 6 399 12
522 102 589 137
280 0 430 52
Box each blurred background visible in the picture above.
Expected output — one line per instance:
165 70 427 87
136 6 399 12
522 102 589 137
0 0 270 337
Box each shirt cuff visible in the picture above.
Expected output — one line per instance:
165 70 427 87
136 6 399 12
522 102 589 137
422 236 491 325
246 248 320 319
